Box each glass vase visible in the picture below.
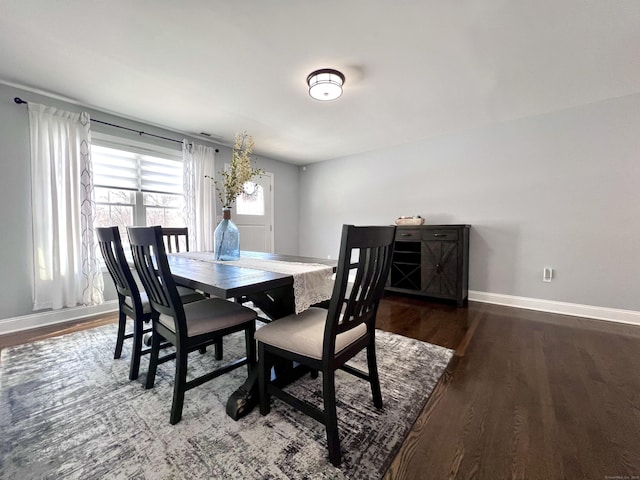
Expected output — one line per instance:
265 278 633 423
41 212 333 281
214 208 240 260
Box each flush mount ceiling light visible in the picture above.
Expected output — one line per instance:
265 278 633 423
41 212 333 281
306 68 345 101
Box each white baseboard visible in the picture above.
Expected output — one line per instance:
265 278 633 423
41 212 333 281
0 301 119 335
469 290 640 326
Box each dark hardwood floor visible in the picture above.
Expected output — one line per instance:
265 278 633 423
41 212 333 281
379 294 640 480
2 294 639 479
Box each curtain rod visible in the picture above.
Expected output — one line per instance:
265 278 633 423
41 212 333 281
14 97 219 152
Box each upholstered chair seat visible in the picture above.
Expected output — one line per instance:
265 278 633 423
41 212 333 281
255 307 367 360
159 298 260 337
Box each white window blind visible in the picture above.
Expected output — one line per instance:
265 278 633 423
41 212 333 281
140 155 183 194
92 145 183 194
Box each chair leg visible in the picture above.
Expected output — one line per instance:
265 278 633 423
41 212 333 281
214 338 223 360
170 345 188 425
366 341 383 409
258 342 271 415
114 309 127 359
246 324 257 372
323 371 341 466
145 329 161 390
129 316 144 381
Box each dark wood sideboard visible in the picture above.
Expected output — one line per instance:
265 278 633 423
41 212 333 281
386 225 470 307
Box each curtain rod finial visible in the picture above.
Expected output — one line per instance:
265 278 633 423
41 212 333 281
14 97 27 105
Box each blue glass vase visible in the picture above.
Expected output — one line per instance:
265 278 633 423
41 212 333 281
214 208 240 260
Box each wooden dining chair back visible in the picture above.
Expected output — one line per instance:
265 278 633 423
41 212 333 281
127 225 258 425
161 226 222 358
256 224 396 466
96 226 153 381
162 227 189 253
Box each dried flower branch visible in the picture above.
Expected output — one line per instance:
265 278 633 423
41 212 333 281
205 131 264 208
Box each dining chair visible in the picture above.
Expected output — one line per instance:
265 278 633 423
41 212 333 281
127 225 258 425
256 224 396 466
161 227 189 253
97 227 207 381
97 226 154 381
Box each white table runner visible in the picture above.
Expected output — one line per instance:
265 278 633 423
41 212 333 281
172 252 334 314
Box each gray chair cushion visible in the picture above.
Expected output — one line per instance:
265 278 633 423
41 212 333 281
124 292 152 314
255 307 367 360
159 298 256 338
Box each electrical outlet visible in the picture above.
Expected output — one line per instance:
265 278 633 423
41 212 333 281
543 267 553 282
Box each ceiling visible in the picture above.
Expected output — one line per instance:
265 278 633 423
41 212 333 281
1 1 638 165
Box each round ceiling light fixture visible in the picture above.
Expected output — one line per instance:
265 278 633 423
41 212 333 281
306 68 345 101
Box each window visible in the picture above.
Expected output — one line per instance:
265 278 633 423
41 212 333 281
236 181 265 215
91 135 185 235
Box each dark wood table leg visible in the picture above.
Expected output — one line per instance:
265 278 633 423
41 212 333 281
226 368 259 420
245 286 295 321
225 360 312 420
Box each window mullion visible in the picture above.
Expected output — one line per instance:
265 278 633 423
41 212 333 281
135 191 145 226
136 154 144 225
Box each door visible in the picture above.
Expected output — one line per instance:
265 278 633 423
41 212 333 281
231 172 274 253
422 239 459 298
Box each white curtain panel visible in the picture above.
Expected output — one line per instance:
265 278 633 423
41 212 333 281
28 103 104 311
183 142 217 251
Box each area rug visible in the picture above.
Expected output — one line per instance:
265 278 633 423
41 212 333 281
0 323 453 479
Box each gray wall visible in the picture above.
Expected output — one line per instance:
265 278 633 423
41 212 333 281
0 82 300 320
2 80 637 319
298 94 640 311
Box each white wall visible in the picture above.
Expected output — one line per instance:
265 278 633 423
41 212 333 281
0 82 300 320
298 94 640 312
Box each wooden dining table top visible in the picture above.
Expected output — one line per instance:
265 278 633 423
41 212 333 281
167 250 336 299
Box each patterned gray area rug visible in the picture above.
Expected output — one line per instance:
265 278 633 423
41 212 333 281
0 323 453 479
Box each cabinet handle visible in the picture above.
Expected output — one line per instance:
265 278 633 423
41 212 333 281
433 233 447 237
399 233 412 237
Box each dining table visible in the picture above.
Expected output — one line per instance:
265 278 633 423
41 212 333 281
167 250 337 420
